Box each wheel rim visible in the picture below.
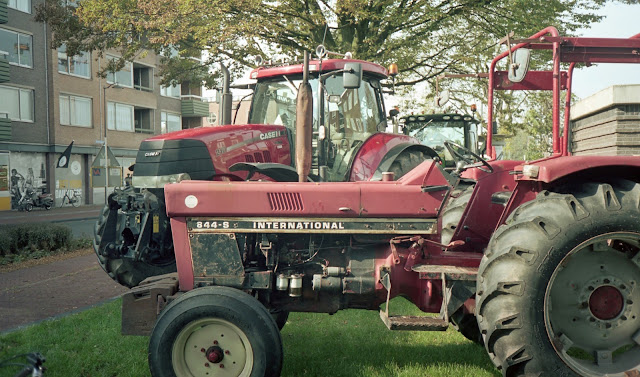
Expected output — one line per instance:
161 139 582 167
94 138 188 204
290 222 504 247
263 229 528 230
545 232 640 376
172 318 253 377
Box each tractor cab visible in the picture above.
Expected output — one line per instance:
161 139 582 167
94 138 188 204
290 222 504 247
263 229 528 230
400 113 478 168
246 57 403 182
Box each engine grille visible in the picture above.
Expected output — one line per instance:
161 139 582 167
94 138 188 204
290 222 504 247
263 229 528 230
268 192 304 211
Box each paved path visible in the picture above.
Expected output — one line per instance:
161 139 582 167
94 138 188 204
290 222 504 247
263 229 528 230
0 205 102 225
0 253 128 334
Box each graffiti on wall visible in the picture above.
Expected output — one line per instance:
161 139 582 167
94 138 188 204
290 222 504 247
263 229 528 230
9 152 47 209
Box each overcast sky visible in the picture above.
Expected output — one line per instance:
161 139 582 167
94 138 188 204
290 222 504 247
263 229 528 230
572 2 640 99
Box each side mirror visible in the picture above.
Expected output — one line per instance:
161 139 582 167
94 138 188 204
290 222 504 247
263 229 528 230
435 89 450 107
389 108 399 117
508 48 531 83
343 63 362 89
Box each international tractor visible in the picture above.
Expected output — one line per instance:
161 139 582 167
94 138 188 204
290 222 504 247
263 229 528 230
94 49 438 288
120 27 640 377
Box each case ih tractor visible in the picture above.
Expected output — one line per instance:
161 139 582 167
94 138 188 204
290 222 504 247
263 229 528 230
94 50 438 288
121 27 640 377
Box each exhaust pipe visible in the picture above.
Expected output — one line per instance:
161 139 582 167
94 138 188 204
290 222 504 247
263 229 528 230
219 64 233 126
296 51 313 182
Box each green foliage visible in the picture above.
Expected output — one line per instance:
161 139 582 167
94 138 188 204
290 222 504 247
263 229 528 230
0 298 498 377
0 223 73 261
34 0 637 145
34 0 624 88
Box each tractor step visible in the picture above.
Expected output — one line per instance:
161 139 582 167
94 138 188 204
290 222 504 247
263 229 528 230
379 311 449 331
412 265 478 281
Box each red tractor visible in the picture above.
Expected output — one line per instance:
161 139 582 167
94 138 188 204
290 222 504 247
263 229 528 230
123 28 640 377
94 50 437 288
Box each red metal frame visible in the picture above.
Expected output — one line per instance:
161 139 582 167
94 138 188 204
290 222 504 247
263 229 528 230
486 27 640 159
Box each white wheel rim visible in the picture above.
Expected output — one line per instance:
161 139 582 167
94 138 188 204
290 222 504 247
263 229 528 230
172 318 254 377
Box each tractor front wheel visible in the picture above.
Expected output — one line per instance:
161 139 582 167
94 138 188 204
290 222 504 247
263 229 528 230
477 180 640 376
148 286 283 377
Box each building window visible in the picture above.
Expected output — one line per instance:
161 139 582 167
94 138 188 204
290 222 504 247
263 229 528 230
207 112 217 125
0 28 32 68
160 84 181 98
107 102 134 131
7 0 31 13
133 63 153 92
57 45 90 78
0 85 33 122
134 108 153 133
161 111 181 133
106 55 133 88
59 95 92 127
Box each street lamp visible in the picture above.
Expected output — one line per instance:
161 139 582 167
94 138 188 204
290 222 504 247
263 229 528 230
102 83 121 203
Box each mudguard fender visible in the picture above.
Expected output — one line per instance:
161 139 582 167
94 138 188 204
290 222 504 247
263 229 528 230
371 143 439 181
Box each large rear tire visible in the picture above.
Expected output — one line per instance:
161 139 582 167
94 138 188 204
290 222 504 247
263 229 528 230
93 202 176 288
440 185 481 343
388 149 430 180
148 286 283 377
477 180 640 377
441 185 474 245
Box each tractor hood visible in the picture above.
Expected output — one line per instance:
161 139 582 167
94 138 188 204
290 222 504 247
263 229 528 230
132 124 292 185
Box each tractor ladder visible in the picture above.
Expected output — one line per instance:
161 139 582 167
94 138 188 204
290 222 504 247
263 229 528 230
379 265 477 331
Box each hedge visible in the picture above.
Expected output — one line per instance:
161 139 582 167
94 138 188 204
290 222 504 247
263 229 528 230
0 223 73 257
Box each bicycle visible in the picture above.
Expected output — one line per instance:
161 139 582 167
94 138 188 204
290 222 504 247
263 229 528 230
59 189 81 207
0 352 45 377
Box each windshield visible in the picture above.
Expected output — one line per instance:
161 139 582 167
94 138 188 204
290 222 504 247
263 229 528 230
249 77 317 129
249 73 385 180
249 75 383 135
407 121 465 149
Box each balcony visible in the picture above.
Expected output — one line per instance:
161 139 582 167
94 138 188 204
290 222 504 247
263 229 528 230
0 55 8 83
0 113 11 142
0 0 7 24
181 95 209 117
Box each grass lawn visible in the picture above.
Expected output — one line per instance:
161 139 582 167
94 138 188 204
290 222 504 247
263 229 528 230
0 297 499 377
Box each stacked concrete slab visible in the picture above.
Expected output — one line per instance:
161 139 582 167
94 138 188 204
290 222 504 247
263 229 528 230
570 85 640 156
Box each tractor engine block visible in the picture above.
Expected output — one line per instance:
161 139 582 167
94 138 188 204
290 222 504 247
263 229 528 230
190 231 384 313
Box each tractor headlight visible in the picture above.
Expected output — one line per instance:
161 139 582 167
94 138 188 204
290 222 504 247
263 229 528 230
522 165 540 178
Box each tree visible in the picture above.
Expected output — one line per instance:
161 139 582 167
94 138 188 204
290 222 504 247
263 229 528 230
36 0 621 89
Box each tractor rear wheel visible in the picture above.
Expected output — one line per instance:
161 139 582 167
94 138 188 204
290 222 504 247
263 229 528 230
440 185 482 344
441 185 474 245
388 149 430 180
477 180 640 377
93 202 176 288
148 286 283 377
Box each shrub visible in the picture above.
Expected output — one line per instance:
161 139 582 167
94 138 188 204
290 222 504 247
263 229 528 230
0 223 72 257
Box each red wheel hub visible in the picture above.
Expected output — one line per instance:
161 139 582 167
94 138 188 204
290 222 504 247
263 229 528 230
589 285 624 320
206 346 224 363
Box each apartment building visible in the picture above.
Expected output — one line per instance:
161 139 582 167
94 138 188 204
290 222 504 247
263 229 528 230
0 0 207 210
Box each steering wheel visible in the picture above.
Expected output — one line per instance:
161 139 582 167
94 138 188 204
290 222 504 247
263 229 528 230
443 141 493 173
